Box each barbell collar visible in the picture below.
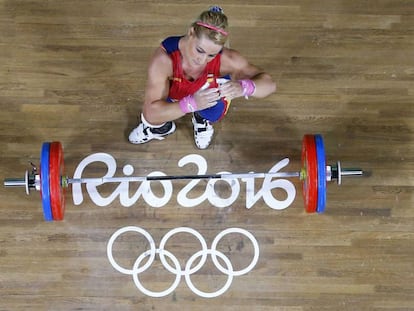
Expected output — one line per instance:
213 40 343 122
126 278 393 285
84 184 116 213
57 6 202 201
330 161 363 185
3 170 38 195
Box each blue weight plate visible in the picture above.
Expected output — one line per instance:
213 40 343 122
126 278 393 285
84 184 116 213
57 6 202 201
314 135 326 213
40 142 53 221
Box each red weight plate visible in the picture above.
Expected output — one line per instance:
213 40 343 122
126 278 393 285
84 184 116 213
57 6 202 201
49 141 66 220
301 135 318 213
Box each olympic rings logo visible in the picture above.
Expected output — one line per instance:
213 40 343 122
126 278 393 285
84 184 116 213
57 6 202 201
107 226 260 298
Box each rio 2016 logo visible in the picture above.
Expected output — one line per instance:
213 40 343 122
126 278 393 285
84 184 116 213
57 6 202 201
72 154 296 210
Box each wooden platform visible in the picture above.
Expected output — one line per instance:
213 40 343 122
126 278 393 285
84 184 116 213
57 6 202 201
0 1 413 310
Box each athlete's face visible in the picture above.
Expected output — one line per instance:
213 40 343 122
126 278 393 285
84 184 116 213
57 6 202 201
186 30 223 67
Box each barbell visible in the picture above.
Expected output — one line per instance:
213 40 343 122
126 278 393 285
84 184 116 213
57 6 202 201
3 134 363 221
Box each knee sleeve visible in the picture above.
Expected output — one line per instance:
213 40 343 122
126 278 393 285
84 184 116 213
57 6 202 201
198 97 231 123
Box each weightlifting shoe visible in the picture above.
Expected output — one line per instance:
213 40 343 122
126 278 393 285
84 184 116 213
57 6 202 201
128 114 176 144
192 113 214 149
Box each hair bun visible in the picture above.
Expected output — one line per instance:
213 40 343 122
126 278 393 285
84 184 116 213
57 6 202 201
209 5 224 14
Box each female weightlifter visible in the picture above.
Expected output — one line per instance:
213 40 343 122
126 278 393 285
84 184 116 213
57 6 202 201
128 6 276 149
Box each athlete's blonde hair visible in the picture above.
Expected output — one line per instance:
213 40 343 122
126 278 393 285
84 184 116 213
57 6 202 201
191 6 229 46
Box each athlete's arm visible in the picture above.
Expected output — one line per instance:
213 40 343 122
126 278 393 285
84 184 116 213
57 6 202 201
141 47 184 125
219 49 276 100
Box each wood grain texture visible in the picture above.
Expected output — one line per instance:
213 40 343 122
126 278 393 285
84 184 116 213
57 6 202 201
0 1 413 310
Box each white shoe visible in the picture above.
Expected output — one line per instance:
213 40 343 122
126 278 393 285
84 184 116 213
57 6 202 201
128 115 176 144
192 114 214 149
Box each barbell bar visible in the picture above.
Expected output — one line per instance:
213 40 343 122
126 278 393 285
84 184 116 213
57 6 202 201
3 134 364 221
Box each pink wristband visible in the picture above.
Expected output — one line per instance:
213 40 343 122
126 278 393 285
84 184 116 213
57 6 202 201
179 95 198 113
239 79 256 99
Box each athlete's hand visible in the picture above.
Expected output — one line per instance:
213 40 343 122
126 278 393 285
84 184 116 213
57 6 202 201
218 80 243 100
193 87 221 110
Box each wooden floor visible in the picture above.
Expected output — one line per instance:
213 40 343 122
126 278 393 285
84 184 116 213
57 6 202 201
0 1 413 310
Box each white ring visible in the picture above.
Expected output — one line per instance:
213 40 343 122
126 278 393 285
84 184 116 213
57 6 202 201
132 249 181 297
107 226 156 275
184 249 234 298
158 227 208 275
210 227 260 276
107 226 260 297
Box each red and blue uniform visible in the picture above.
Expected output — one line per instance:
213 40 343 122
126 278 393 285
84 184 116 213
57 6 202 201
161 36 231 122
